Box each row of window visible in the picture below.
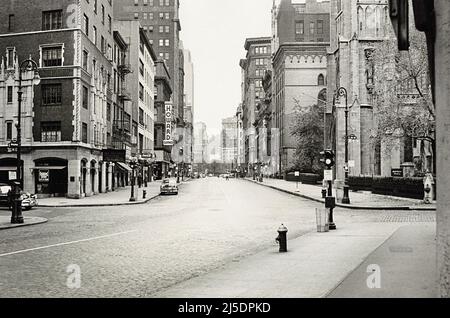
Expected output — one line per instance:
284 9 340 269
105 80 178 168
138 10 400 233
134 0 171 6
142 25 170 33
254 46 269 55
135 12 171 20
295 20 324 35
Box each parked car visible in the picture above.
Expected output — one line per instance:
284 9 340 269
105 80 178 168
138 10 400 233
0 184 38 210
160 179 179 195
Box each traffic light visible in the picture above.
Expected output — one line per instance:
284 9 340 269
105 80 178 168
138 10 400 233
320 150 335 169
389 0 409 50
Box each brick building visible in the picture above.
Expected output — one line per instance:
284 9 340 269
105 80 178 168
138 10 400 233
240 37 272 176
113 0 185 168
0 0 130 199
271 0 330 175
153 58 173 180
114 20 157 183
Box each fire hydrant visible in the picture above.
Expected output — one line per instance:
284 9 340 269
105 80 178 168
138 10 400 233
275 224 288 253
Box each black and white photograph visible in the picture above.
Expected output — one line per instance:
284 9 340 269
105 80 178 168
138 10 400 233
0 0 449 311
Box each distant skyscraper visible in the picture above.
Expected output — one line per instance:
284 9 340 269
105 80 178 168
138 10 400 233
221 117 238 165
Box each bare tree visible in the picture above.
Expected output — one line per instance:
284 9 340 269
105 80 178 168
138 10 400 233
371 32 435 174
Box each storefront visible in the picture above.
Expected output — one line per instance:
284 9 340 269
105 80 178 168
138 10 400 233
0 158 23 186
33 158 68 197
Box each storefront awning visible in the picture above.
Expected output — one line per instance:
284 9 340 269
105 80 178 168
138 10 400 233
0 166 17 171
32 166 67 170
116 162 132 172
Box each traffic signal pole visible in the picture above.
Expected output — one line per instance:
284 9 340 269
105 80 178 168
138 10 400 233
321 150 337 230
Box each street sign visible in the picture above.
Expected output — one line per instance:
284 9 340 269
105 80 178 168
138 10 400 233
324 170 333 181
391 168 404 177
294 171 300 177
163 140 175 146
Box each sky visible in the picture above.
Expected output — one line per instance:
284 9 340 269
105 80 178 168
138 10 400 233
179 0 275 136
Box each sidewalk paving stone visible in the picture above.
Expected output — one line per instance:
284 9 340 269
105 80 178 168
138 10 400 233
245 178 436 211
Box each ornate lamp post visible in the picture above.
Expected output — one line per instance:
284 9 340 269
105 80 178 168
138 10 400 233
129 157 138 202
11 58 40 224
337 87 351 205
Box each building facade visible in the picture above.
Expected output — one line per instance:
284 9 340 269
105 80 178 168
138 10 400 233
326 0 432 190
271 0 330 175
240 37 272 176
113 0 185 166
114 20 157 183
183 48 194 174
153 58 173 180
220 116 238 165
193 122 208 165
0 0 131 199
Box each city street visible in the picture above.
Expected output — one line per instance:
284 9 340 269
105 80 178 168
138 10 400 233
0 178 435 298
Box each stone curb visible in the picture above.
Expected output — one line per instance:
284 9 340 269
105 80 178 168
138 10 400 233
0 217 48 231
244 179 436 211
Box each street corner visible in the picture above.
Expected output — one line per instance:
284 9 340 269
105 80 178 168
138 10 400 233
0 215 48 231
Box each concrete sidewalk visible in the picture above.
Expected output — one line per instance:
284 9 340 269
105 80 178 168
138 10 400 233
327 223 437 298
245 178 436 211
0 215 48 230
154 222 436 298
153 223 406 298
38 182 162 208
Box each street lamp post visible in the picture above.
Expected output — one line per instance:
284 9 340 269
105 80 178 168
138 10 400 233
11 58 40 224
129 157 138 202
337 87 351 205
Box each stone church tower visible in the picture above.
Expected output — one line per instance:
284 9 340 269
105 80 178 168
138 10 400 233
327 0 392 185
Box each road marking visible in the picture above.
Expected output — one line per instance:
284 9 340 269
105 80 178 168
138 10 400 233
0 230 138 258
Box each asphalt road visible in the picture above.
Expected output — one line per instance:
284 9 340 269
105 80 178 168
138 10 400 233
0 178 436 298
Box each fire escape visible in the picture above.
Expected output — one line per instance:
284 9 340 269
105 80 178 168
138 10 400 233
112 53 133 150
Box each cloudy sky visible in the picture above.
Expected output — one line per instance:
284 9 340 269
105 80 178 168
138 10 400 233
179 0 275 136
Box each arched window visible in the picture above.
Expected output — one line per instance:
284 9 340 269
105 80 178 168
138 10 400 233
357 6 364 35
318 74 325 86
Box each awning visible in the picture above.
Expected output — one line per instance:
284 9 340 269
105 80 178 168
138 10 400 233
116 162 132 172
32 166 67 170
0 166 17 171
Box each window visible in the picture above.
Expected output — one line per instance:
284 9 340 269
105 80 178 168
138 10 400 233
108 15 112 33
159 13 164 19
42 84 62 105
7 86 13 103
42 10 63 31
295 21 304 35
7 48 14 68
165 26 170 33
165 13 170 19
139 59 144 76
107 103 111 122
83 50 88 70
139 108 145 125
83 14 89 36
101 5 105 24
6 122 13 141
318 74 325 86
165 0 170 5
317 20 324 34
159 25 164 33
82 86 89 109
165 53 170 61
41 122 62 142
144 12 148 19
42 46 63 67
93 26 97 45
139 84 144 101
101 36 105 53
165 39 169 46
310 22 315 35
94 0 98 14
8 14 15 32
134 12 139 19
159 39 164 47
82 123 88 143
